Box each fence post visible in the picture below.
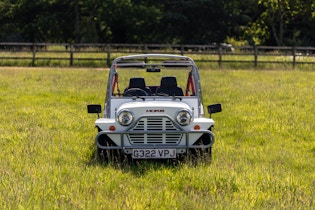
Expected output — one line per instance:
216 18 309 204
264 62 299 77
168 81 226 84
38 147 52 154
254 45 258 68
218 47 222 68
144 44 148 54
70 44 74 66
180 45 184 55
32 43 36 66
292 46 296 69
106 44 111 67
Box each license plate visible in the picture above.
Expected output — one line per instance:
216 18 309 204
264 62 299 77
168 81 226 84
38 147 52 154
132 149 176 159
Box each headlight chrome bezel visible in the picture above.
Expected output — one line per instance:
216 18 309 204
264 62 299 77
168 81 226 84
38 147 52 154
175 109 192 126
117 109 134 126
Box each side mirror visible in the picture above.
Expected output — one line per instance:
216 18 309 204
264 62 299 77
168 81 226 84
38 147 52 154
87 104 102 114
207 103 222 117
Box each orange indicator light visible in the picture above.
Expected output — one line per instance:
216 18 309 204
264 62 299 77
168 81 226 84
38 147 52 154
109 125 116 131
194 125 200 130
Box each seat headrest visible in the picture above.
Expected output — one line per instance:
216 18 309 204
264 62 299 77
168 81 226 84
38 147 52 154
129 77 146 89
160 76 177 88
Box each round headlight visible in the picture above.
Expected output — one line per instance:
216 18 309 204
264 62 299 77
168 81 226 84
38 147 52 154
176 109 192 126
117 109 134 126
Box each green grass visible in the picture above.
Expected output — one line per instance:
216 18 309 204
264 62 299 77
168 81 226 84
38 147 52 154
0 67 314 209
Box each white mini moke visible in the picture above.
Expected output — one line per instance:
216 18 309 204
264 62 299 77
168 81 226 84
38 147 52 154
88 54 221 161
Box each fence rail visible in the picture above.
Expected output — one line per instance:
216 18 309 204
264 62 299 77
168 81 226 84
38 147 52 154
1 42 315 68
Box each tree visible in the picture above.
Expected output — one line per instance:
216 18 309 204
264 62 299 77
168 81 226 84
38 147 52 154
245 0 315 46
0 0 18 41
1 0 314 45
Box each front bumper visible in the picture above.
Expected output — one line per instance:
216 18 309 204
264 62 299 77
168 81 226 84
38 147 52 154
95 129 215 154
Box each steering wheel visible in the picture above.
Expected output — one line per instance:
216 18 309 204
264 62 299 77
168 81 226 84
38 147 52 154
123 88 148 97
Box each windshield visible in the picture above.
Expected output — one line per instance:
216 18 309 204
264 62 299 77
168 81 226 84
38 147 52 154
111 66 197 97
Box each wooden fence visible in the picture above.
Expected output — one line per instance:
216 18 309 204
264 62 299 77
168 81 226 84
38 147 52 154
1 42 315 68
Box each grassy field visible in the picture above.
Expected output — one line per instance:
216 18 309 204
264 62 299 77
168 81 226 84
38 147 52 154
0 67 314 209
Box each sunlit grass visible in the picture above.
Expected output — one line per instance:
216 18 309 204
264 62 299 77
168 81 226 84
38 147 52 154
0 67 314 209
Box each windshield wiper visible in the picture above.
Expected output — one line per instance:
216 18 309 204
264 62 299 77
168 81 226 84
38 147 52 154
156 92 182 101
132 96 145 101
172 96 182 101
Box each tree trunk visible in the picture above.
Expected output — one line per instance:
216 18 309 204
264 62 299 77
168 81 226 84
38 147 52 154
75 1 81 43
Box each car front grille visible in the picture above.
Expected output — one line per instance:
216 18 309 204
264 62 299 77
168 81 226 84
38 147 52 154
127 117 182 145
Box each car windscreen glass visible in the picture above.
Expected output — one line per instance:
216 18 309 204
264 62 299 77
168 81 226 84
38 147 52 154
114 66 192 97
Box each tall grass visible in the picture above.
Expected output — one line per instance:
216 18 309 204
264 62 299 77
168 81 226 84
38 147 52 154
0 67 314 209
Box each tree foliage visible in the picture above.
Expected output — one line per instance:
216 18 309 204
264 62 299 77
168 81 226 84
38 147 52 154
246 0 315 46
0 0 314 46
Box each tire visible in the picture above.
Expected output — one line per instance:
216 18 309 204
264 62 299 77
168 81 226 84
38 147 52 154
97 147 120 162
190 146 212 160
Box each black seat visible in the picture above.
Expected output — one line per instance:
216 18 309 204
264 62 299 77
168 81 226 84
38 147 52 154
123 77 151 96
156 76 184 96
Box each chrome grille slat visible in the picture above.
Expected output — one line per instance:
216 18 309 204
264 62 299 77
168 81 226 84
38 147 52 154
128 117 182 145
165 121 177 130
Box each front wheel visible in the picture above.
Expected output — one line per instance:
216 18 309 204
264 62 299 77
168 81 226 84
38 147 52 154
190 146 212 160
190 131 213 160
97 148 124 163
